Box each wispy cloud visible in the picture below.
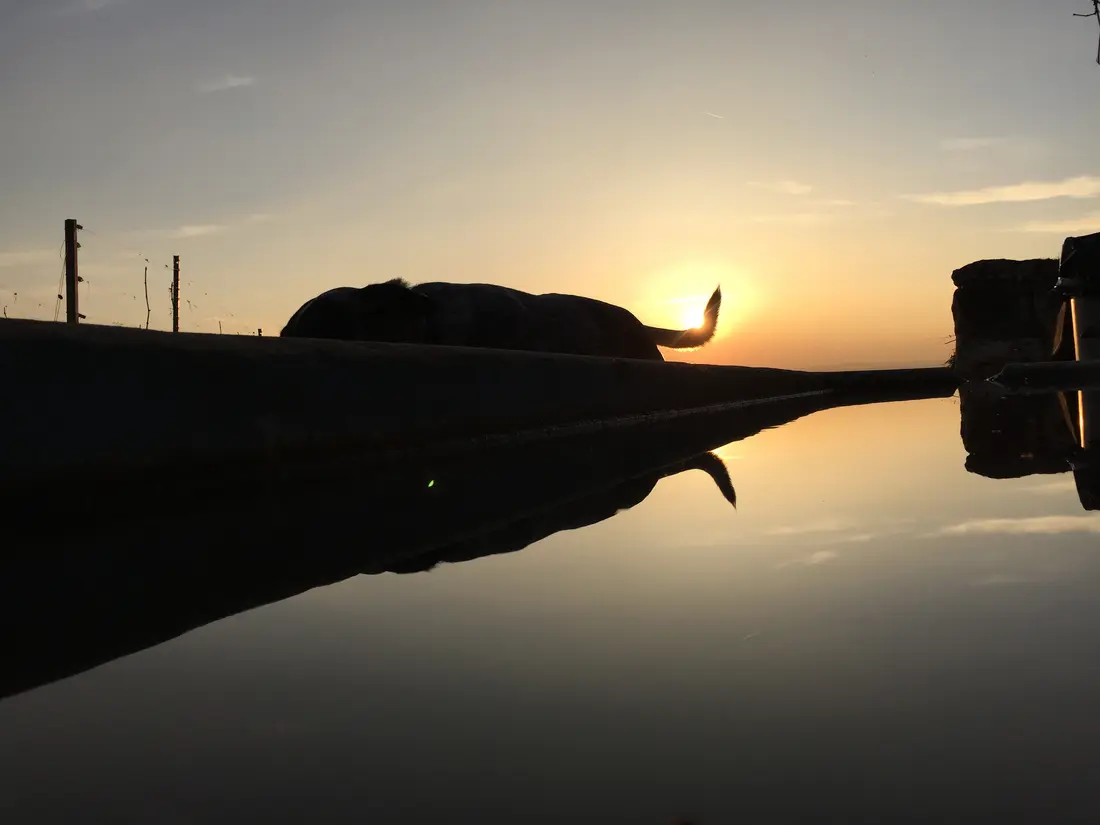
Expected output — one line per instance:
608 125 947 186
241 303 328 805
767 518 853 536
170 224 228 239
815 198 856 207
131 211 277 241
749 180 814 196
778 550 839 568
829 532 879 544
903 175 1100 206
939 137 1005 152
932 515 1100 537
765 517 914 548
806 550 838 564
1018 213 1100 235
198 75 257 94
1021 478 1080 495
0 249 57 268
703 111 725 119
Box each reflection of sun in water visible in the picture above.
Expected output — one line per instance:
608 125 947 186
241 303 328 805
712 443 743 462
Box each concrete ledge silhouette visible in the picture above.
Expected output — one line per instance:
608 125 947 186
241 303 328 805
0 317 957 491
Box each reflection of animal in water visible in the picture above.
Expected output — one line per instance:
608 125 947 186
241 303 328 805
280 278 722 360
690 452 736 506
392 450 736 573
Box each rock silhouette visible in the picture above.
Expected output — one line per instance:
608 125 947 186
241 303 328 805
951 258 1064 378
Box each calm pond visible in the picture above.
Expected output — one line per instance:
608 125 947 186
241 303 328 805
2 393 1098 824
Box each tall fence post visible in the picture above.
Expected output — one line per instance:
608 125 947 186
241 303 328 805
64 219 81 325
171 255 180 333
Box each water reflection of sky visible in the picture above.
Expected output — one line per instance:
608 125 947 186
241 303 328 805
3 396 1099 823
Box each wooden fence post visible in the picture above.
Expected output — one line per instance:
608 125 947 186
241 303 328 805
64 219 82 325
171 256 180 333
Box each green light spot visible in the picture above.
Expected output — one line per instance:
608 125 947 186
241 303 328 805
428 480 435 488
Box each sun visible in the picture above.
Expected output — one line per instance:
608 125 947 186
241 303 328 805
644 261 760 339
663 290 723 335
678 301 707 331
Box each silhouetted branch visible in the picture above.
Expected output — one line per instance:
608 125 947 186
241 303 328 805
1075 0 1100 64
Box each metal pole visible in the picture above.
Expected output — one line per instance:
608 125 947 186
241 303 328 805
1055 231 1100 449
172 256 180 333
64 219 81 324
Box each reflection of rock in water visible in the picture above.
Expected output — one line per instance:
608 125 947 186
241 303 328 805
959 384 1077 479
957 336 1100 512
951 243 1100 508
1072 460 1100 511
951 258 1064 378
958 382 1100 509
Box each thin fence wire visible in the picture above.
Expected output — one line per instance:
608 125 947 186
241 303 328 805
2 223 259 335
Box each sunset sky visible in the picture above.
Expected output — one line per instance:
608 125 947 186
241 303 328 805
2 0 1100 368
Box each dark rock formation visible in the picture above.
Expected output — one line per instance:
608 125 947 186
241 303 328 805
952 257 1082 481
950 258 1063 378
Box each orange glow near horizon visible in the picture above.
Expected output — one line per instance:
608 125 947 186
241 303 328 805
1 1 1089 379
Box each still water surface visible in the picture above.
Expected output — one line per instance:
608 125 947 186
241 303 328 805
2 396 1099 823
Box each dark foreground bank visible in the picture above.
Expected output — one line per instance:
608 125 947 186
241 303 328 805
1 318 956 493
